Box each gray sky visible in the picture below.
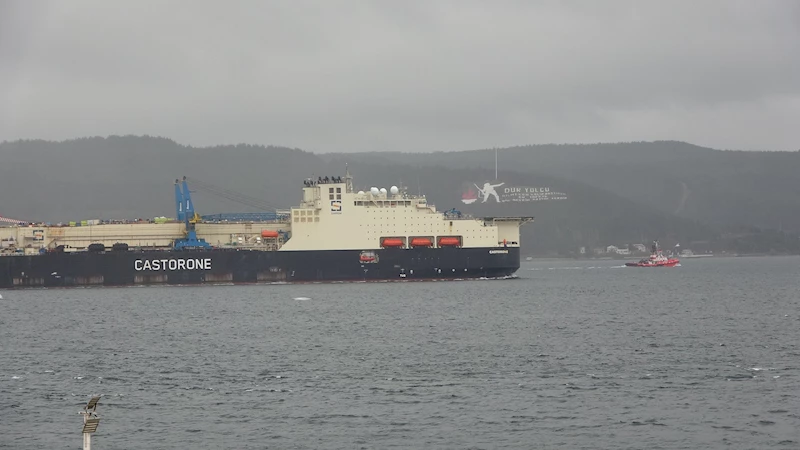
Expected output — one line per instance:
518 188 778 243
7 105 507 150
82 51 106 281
1 0 798 152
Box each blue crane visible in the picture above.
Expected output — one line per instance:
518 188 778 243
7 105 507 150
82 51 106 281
173 176 211 250
174 180 185 222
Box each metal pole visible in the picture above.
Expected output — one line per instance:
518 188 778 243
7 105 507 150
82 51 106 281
495 148 498 180
80 395 100 450
83 413 91 450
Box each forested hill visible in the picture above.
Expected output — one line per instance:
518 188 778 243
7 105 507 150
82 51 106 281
1 136 798 255
327 141 800 233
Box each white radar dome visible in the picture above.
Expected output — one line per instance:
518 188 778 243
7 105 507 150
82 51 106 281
390 186 399 195
370 187 380 196
379 188 388 195
357 191 365 195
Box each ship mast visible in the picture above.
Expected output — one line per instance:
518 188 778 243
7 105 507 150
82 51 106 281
345 164 354 193
495 147 498 180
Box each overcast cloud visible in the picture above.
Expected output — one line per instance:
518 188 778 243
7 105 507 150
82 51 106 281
1 0 799 152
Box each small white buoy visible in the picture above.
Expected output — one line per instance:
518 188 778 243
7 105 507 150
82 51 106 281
293 297 311 301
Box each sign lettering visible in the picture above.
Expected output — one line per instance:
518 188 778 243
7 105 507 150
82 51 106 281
134 258 212 271
461 181 567 204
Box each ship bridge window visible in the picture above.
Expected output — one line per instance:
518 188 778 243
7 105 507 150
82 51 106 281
329 193 335 200
329 188 334 193
336 187 341 193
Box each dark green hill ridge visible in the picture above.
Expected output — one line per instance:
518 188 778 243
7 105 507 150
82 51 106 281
2 136 797 255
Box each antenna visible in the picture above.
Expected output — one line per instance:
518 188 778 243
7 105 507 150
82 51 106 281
344 164 353 193
495 147 498 180
80 395 102 450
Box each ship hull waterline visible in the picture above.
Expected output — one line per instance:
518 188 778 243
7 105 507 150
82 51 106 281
1 247 520 288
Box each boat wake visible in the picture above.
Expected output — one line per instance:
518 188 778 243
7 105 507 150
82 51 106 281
528 265 627 271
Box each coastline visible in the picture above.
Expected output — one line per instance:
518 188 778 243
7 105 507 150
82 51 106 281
522 252 800 261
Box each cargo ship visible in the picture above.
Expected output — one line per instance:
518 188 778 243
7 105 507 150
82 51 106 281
0 170 532 288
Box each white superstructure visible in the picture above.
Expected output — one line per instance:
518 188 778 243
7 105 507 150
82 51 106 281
280 170 530 251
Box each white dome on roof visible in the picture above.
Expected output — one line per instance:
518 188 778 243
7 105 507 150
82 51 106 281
390 186 399 195
370 187 379 195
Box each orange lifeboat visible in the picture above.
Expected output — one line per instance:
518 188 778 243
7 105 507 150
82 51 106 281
381 237 405 248
360 254 376 262
410 237 433 247
437 236 461 247
261 230 279 238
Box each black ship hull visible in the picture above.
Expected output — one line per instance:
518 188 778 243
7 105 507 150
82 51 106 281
0 247 520 288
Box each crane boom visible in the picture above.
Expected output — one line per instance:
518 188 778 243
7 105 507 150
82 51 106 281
172 176 210 250
174 179 185 222
181 176 195 221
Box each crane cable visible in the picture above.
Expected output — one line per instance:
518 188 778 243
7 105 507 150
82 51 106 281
183 177 281 211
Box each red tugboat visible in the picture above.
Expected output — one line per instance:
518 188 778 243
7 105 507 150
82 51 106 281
625 240 680 267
